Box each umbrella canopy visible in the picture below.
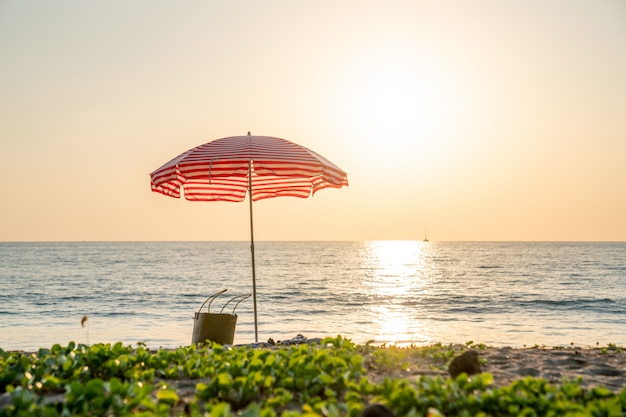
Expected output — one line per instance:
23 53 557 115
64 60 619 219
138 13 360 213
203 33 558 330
150 133 348 342
151 133 348 202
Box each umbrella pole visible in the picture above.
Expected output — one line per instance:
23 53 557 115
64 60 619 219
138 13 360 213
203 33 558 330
248 161 259 343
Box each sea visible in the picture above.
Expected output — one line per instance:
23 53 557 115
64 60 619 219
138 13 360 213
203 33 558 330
1 241 625 352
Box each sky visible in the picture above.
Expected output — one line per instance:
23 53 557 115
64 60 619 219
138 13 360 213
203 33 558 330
1 1 625 242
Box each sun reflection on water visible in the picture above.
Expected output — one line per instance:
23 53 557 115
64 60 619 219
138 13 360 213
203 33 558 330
363 240 433 345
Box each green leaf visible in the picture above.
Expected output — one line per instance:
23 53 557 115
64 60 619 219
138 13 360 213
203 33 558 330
241 402 262 417
157 388 179 405
208 402 231 417
85 378 105 399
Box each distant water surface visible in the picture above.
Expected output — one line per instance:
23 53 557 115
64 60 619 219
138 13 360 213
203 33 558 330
1 241 624 351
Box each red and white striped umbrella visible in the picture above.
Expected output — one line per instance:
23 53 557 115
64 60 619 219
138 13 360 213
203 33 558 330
151 133 348 201
150 133 348 342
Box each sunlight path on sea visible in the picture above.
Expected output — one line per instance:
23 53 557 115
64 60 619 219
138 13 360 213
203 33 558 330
361 240 432 345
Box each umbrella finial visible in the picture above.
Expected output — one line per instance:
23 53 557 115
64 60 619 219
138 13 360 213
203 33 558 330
247 131 251 136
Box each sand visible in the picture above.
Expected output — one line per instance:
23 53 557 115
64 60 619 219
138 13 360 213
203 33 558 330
364 345 626 393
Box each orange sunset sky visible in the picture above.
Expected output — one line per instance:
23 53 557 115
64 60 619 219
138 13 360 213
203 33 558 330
1 1 625 242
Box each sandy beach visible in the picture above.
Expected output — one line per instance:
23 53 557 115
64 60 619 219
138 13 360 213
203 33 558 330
363 344 626 393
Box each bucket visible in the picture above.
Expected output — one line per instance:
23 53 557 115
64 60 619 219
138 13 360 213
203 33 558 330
191 289 251 345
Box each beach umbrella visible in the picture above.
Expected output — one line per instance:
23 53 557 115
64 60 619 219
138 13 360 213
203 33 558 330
150 132 348 342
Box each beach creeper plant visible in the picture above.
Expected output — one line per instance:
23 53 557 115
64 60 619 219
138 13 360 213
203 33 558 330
1 338 626 416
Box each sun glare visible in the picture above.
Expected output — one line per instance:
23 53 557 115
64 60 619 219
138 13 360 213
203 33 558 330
362 241 430 344
343 66 448 140
368 240 425 289
322 38 469 173
372 304 414 343
330 43 460 143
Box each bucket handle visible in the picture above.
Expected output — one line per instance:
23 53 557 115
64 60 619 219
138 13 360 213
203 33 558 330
220 294 251 314
197 289 227 314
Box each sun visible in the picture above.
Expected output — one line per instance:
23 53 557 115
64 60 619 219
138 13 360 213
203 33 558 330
308 31 473 175
330 44 458 144
346 66 441 138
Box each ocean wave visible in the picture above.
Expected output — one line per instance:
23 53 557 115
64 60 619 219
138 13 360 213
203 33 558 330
519 298 619 312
